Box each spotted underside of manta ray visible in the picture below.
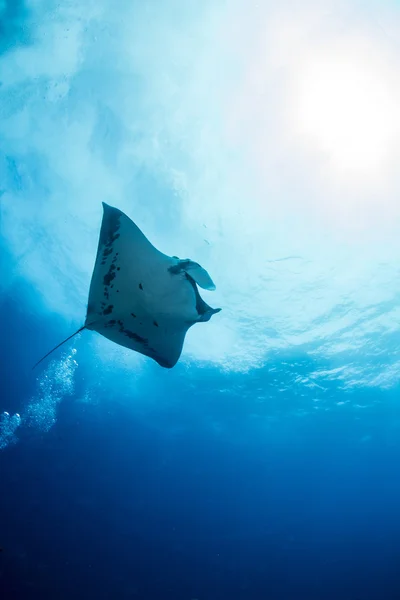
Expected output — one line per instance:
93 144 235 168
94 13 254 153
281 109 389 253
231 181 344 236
34 203 221 369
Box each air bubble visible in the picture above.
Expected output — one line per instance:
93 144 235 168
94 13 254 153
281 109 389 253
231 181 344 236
1 350 79 451
25 349 78 432
0 411 21 450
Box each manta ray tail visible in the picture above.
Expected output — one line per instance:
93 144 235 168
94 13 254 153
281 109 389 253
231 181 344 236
32 326 86 370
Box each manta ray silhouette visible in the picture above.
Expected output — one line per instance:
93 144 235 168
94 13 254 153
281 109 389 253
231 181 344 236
33 203 221 369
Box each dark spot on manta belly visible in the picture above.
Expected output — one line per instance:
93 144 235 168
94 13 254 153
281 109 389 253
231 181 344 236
103 305 114 315
153 321 159 327
125 330 147 343
131 313 136 318
103 263 116 287
139 283 143 290
116 319 148 345
102 247 113 260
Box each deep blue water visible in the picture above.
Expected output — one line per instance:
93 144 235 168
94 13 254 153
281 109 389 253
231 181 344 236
2 280 400 599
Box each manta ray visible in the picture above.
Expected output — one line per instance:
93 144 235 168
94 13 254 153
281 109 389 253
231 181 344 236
34 203 221 369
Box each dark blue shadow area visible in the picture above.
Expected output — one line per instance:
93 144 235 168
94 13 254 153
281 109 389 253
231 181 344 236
1 399 400 600
2 285 400 599
0 0 32 55
0 279 75 413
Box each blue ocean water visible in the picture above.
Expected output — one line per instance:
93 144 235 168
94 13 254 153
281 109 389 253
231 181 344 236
3 264 400 600
2 1 400 599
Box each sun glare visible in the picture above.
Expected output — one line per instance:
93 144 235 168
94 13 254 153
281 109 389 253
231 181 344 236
291 40 400 180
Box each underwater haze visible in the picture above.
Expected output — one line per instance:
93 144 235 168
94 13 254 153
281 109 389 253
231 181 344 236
2 0 400 598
